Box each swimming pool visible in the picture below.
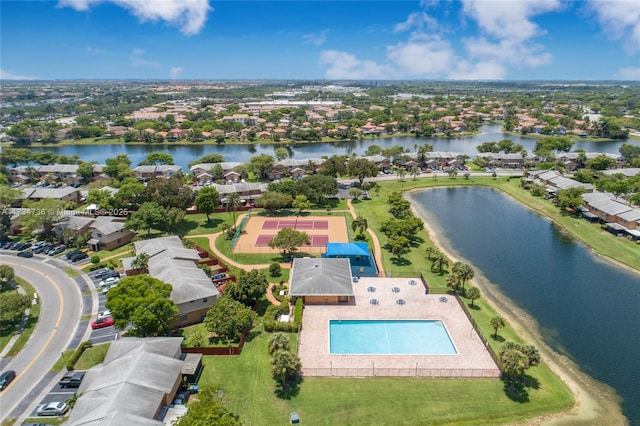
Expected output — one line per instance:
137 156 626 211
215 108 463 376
329 320 457 355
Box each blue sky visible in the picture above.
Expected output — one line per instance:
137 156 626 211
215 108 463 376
1 0 639 81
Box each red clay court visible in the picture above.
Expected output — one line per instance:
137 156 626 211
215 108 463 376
233 215 349 254
262 219 329 230
255 234 329 248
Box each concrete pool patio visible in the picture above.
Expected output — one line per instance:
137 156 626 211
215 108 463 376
297 277 501 378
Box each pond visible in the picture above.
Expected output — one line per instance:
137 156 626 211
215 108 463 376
409 186 640 424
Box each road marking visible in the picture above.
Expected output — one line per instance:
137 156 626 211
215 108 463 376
1 260 66 393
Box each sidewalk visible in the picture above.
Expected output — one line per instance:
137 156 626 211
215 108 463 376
346 199 385 276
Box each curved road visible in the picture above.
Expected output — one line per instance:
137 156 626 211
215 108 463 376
0 255 85 421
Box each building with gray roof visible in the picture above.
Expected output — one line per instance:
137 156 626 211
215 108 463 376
67 337 184 426
122 236 219 326
289 258 354 304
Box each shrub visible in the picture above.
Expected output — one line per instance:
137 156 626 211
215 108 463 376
89 263 107 271
269 262 282 277
294 298 303 327
90 255 100 264
279 298 290 315
67 340 93 371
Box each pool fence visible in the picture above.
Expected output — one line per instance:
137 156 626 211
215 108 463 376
302 365 500 378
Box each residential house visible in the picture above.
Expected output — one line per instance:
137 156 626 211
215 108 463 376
67 337 185 426
289 258 354 305
477 153 526 169
190 162 245 182
21 186 80 203
87 216 134 251
122 236 220 326
54 215 95 243
210 182 268 205
133 165 182 181
528 170 594 193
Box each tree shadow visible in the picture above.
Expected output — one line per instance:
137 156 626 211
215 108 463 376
491 335 506 343
467 304 481 310
503 379 530 403
274 375 303 400
245 328 262 342
522 373 541 390
390 256 412 266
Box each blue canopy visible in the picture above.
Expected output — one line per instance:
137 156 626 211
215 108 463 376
325 242 370 258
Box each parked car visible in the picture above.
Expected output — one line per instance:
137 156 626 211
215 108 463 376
36 401 69 416
97 310 112 319
48 246 66 256
59 372 85 388
17 250 34 258
91 316 114 329
22 423 46 426
32 244 51 254
0 370 16 391
99 277 120 287
65 250 82 259
11 242 27 251
95 268 118 280
69 252 88 262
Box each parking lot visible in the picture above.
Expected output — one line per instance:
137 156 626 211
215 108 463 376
86 269 120 344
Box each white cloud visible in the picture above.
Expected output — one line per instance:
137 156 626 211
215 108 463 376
386 35 456 77
447 60 506 80
130 49 162 69
618 66 640 80
169 66 184 79
319 50 396 79
302 31 327 46
86 46 108 55
0 69 37 80
587 0 640 52
394 12 438 33
58 0 212 35
463 37 553 68
461 0 562 41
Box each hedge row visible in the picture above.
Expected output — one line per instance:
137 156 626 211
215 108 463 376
263 303 297 333
294 298 303 327
67 340 93 371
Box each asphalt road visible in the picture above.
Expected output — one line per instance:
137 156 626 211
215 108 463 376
0 254 85 422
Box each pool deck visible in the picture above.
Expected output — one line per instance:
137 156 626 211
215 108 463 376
298 277 501 378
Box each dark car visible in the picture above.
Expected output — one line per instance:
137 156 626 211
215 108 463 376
65 250 82 259
33 244 52 254
11 242 26 251
95 269 119 280
17 250 34 258
69 252 88 262
0 370 16 391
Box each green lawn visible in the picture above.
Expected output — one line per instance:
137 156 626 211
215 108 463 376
200 319 572 426
74 343 110 370
1 278 41 356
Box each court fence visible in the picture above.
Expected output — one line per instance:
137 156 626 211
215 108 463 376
230 243 327 255
230 211 251 252
302 366 500 378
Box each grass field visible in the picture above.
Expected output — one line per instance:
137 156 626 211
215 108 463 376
199 314 572 426
0 278 40 355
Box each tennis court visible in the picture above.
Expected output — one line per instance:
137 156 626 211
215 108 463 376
262 219 329 230
233 215 349 254
255 234 329 247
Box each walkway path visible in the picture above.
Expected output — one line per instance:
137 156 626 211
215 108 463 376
346 199 385 276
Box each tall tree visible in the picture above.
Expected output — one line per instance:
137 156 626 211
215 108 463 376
195 187 220 223
466 286 481 307
268 228 311 257
268 332 291 356
452 262 474 293
105 275 178 337
249 154 274 179
205 294 256 344
292 195 311 216
346 157 379 186
270 349 301 389
0 292 31 327
225 192 243 226
0 265 15 290
225 269 269 307
138 152 175 166
171 388 243 426
490 316 506 339
126 201 167 236
131 253 150 274
255 191 292 214
351 216 368 236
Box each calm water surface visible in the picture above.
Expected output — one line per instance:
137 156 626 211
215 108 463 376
410 187 640 424
30 125 629 170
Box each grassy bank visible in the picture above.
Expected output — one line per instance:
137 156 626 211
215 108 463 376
0 278 40 356
200 315 572 426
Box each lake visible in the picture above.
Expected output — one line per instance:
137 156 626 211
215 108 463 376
30 125 629 170
409 186 640 424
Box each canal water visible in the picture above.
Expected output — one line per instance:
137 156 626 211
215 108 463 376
409 186 640 424
29 125 629 170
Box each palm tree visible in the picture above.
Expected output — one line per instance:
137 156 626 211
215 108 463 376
396 167 406 182
466 286 480 307
268 332 290 355
430 250 450 274
445 274 460 293
226 192 242 227
452 262 474 294
351 216 368 236
270 349 301 389
410 166 420 180
490 316 506 339
425 246 437 261
131 252 149 274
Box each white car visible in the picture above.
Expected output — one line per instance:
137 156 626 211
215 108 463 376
99 277 120 287
97 310 111 319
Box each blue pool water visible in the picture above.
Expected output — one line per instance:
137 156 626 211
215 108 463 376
329 320 457 355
